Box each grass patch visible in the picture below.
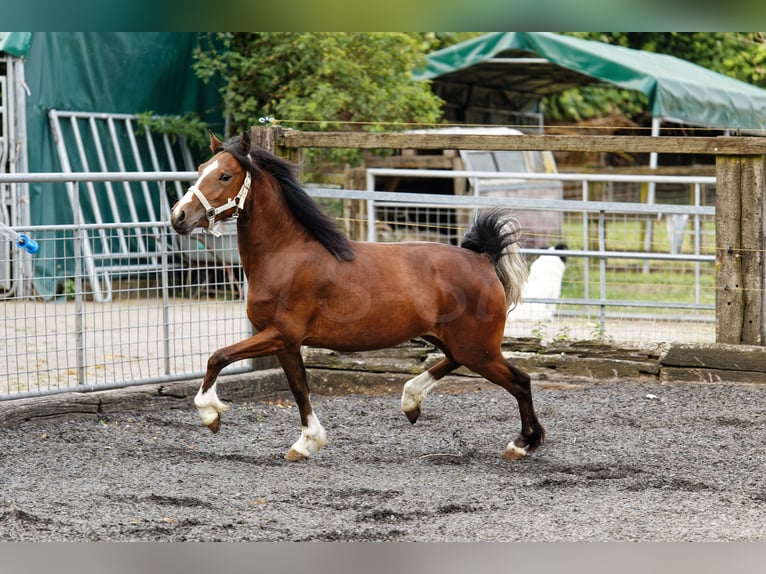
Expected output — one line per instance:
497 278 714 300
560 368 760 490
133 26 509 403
550 217 716 316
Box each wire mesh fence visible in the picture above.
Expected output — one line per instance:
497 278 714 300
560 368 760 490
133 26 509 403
1 170 720 400
1 222 251 399
359 169 717 345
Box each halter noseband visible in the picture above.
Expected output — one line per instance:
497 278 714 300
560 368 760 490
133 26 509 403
188 169 252 237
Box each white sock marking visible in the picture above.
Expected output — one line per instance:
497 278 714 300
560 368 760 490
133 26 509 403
505 441 528 458
194 381 228 426
289 412 327 458
401 371 439 414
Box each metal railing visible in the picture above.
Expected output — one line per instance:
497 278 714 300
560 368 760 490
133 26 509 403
363 168 717 341
1 172 252 401
1 169 718 400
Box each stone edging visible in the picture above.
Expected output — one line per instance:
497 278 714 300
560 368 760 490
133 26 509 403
2 340 765 427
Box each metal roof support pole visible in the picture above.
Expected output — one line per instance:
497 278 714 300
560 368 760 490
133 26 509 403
642 117 661 273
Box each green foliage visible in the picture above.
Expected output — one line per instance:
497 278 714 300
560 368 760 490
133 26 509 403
553 325 572 343
186 32 766 162
589 322 611 343
194 33 442 137
545 85 649 123
531 320 547 341
136 111 210 157
193 33 445 178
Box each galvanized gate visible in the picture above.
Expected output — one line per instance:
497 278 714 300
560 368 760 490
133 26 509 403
48 110 190 302
48 110 241 303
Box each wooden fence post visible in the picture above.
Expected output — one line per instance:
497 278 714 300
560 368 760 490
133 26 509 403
716 155 766 345
250 125 304 164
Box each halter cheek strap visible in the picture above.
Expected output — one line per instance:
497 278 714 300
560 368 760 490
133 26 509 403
188 170 252 237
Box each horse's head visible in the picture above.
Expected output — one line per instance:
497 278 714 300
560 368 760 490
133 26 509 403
170 131 252 236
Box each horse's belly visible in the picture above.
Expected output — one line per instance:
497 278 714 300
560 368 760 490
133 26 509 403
303 313 429 353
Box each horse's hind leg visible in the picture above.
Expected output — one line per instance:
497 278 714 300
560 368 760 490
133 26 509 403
401 356 460 424
278 351 327 461
472 355 545 460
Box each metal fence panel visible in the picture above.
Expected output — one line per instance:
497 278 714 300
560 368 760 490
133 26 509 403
1 173 252 401
1 171 719 400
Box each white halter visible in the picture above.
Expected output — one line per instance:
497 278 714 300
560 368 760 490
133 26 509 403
188 170 251 237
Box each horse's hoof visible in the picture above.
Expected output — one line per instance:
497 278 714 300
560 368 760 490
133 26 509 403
207 418 221 434
502 443 528 460
404 406 421 425
285 448 308 462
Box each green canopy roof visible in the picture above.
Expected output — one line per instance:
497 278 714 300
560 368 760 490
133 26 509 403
0 32 32 57
415 32 766 131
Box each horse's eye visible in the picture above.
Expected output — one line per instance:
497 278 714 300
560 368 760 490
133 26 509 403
220 174 232 182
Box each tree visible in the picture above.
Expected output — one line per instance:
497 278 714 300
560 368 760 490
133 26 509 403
193 33 446 178
194 33 443 134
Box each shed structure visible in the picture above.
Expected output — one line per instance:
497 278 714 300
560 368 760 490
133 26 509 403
415 32 766 133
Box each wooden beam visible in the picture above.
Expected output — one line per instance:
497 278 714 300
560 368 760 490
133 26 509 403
716 156 744 344
741 156 766 344
280 130 766 156
716 155 766 345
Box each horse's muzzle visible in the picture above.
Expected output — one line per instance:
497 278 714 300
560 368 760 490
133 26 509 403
170 208 195 235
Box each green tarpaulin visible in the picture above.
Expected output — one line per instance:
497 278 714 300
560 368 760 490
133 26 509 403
0 32 31 57
415 32 766 131
2 33 223 298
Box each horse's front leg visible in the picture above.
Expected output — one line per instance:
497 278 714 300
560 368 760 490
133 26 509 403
278 351 327 461
195 327 286 433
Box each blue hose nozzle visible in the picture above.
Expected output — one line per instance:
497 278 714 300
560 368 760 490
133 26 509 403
16 234 39 254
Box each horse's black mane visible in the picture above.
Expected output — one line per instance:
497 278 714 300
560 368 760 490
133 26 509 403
221 136 355 262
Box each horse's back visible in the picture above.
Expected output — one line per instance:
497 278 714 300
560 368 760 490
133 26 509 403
353 239 507 320
359 240 501 293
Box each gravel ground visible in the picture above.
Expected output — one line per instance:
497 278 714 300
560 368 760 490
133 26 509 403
1 378 765 541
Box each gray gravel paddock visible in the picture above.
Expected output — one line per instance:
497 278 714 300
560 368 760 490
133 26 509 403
1 376 766 541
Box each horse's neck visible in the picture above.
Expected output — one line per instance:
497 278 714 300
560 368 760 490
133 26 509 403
237 179 310 262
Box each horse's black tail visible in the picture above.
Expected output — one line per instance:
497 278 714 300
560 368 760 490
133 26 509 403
460 208 528 309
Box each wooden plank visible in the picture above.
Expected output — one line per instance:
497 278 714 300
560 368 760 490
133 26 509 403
0 369 290 428
0 393 100 427
302 340 660 382
251 125 303 164
660 366 766 385
716 156 745 343
361 155 455 169
281 131 766 156
740 156 765 344
661 342 766 372
513 354 659 380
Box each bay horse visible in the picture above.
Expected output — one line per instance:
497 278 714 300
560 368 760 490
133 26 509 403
170 131 545 461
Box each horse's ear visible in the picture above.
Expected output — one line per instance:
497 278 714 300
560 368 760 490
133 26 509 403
239 131 251 155
208 130 223 153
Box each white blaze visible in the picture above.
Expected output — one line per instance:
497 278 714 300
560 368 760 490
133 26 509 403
175 159 220 212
